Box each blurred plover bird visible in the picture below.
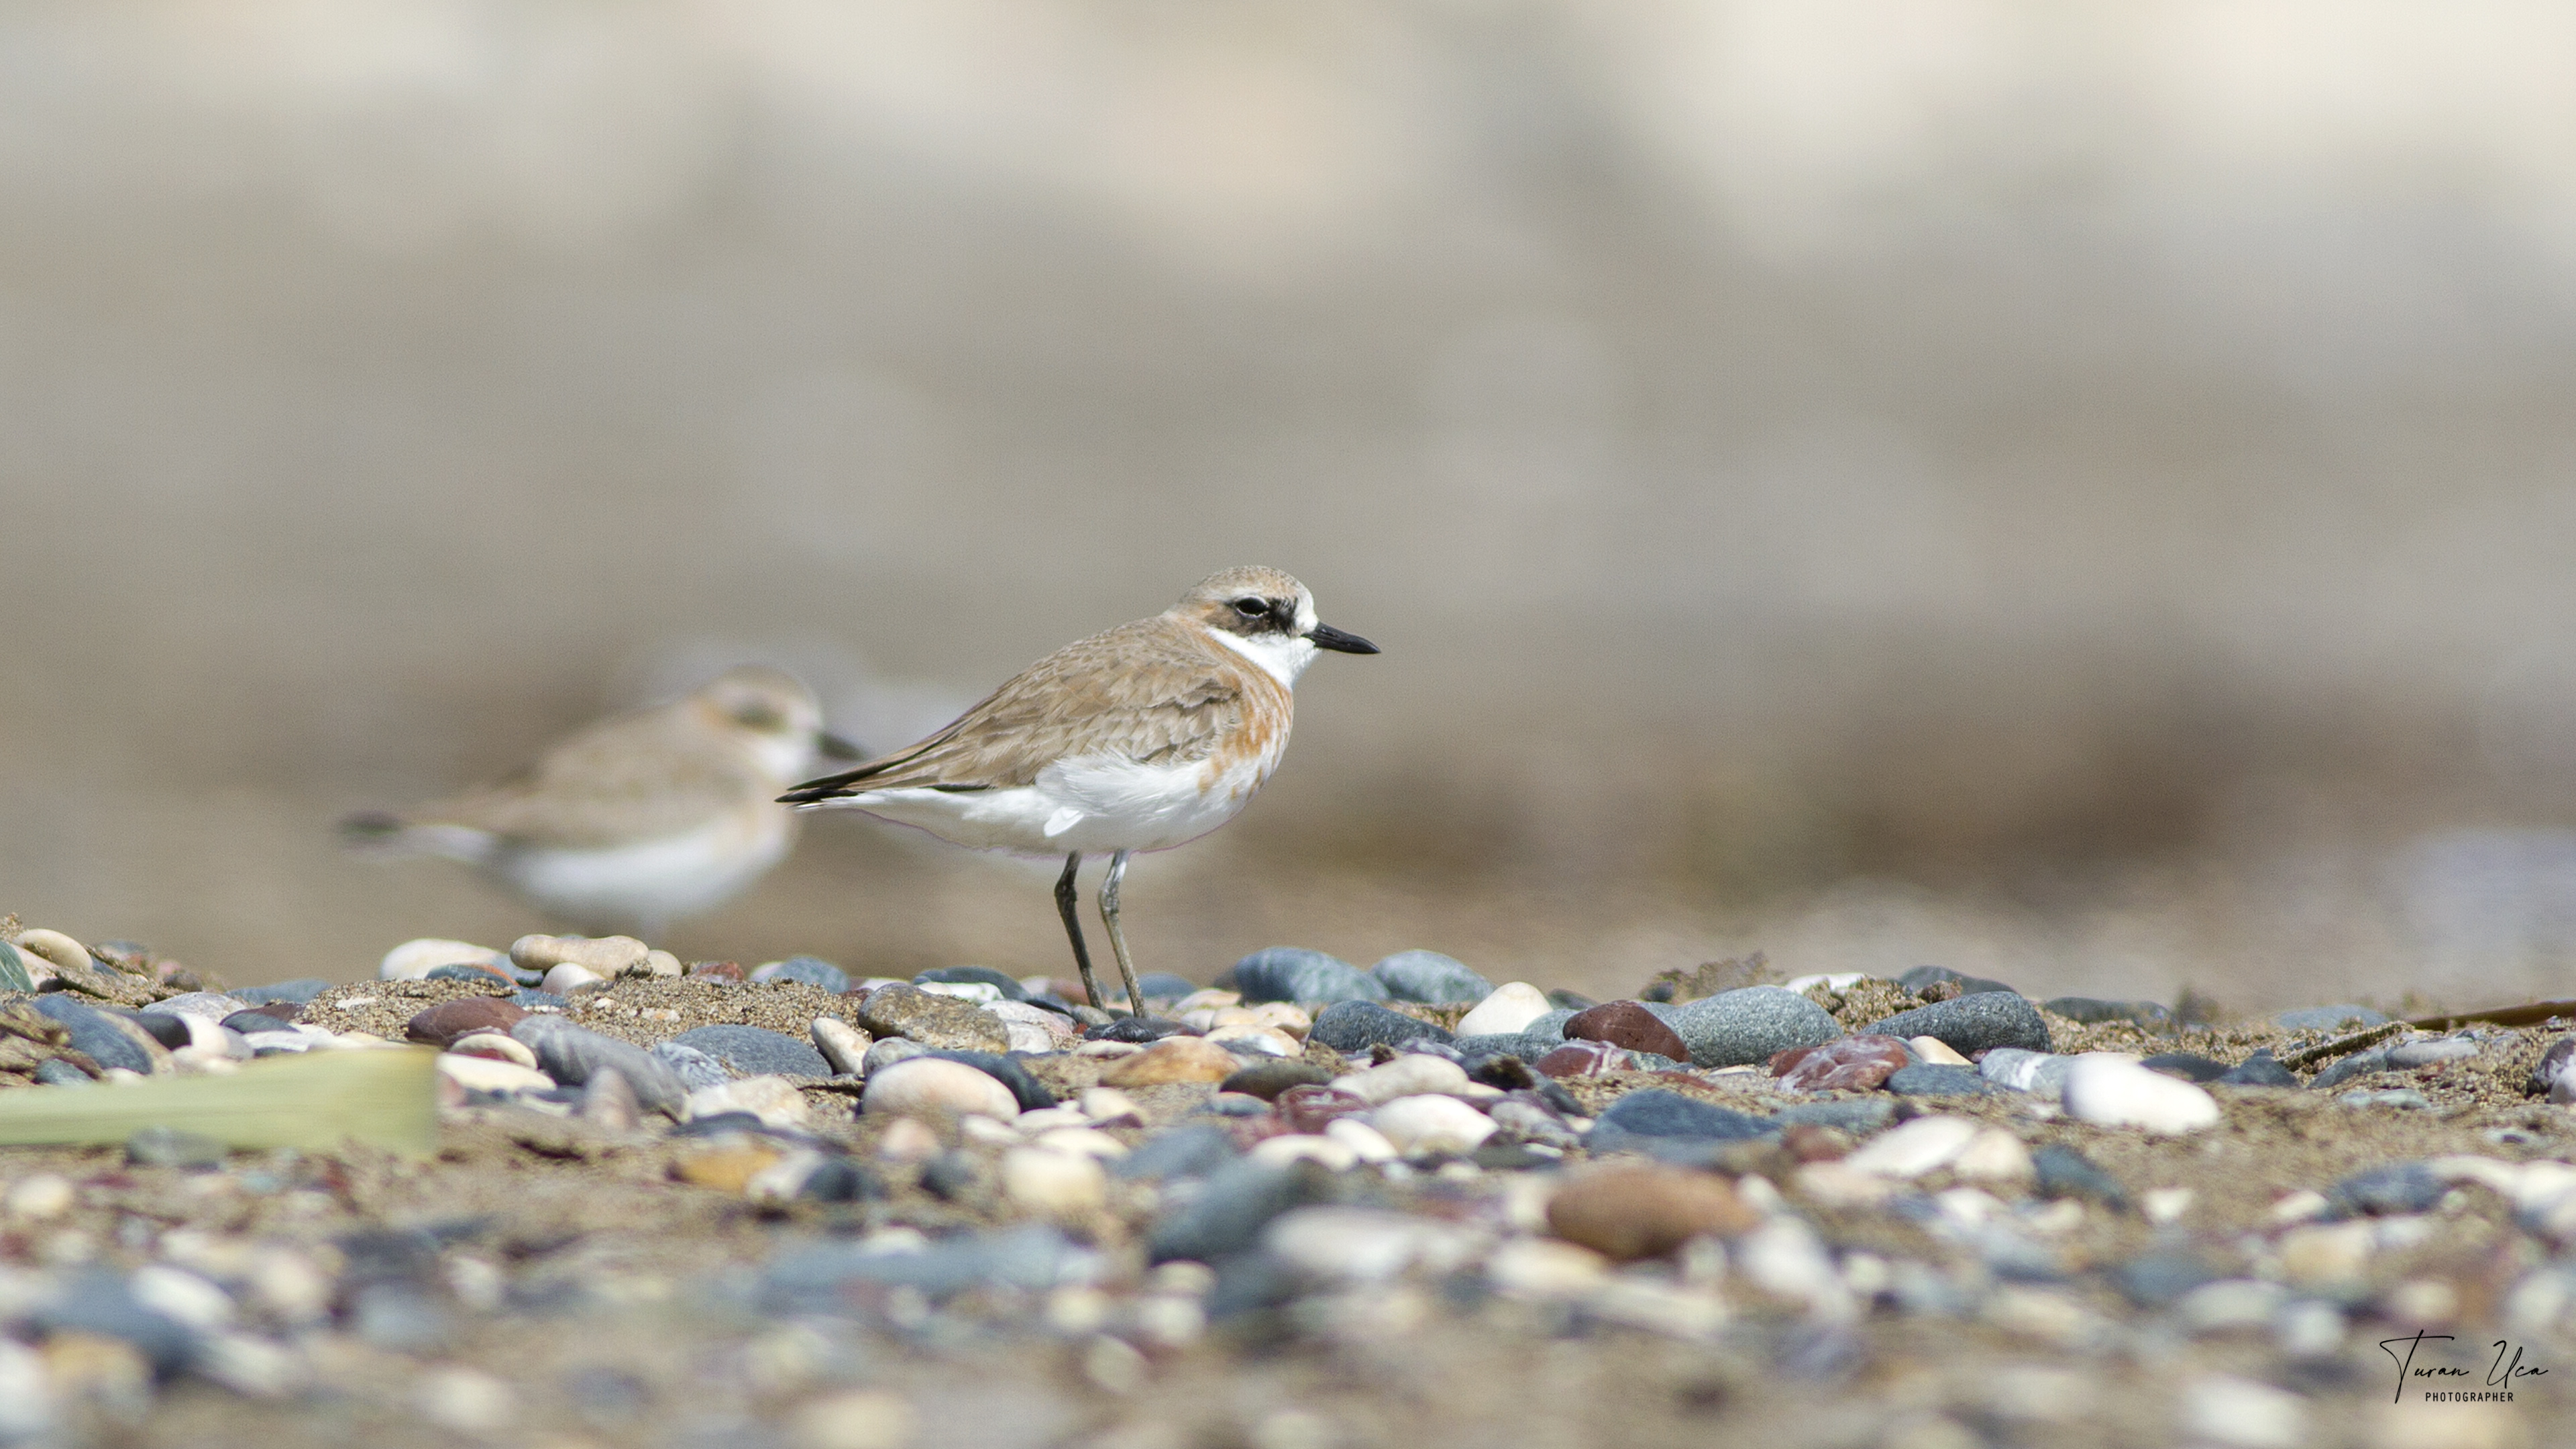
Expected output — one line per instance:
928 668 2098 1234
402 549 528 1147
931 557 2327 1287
343 665 860 936
780 566 1379 1016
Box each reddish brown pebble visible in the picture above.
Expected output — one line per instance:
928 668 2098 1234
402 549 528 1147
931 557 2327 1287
1563 1001 1691 1061
405 998 529 1049
1770 1034 1910 1091
688 961 745 981
1275 1084 1373 1135
1546 1164 1762 1260
1780 1123 1852 1163
1536 1040 1628 1078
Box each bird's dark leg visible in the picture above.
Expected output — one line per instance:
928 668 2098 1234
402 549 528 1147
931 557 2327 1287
1098 848 1146 1019
1054 852 1108 1014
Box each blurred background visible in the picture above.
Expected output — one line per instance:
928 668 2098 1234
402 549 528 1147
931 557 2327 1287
9 0 2576 1011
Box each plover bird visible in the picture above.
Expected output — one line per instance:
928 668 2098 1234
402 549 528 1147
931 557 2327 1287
780 566 1379 1015
343 665 860 936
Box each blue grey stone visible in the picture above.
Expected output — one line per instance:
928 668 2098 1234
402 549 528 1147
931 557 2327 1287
1773 1098 1896 1132
1136 972 1199 1002
513 1016 688 1116
32 1272 198 1376
1309 1001 1453 1053
152 992 248 1022
649 1041 734 1091
763 1225 1085 1310
2042 996 2174 1028
425 963 512 985
2112 1251 2219 1307
1979 1048 2074 1095
2275 1004 2390 1032
667 1025 830 1079
861 1038 928 1075
1230 947 1386 1005
2141 1053 2229 1082
1898 965 2019 997
126 1012 191 1050
911 964 1022 1000
233 979 331 1006
127 1126 226 1169
0 941 34 993
923 1050 1057 1111
1524 1008 1578 1040
2220 1049 2299 1087
2387 1035 2481 1069
2032 1144 2128 1210
1368 951 1492 1005
1148 1158 1336 1263
2309 1047 2392 1091
33 1059 92 1087
511 989 570 1010
1865 992 2051 1055
1082 1015 1187 1043
30 996 156 1074
1450 1032 1567 1065
1884 1064 1999 1097
1585 1089 1778 1160
1666 987 1843 1068
1112 1123 1238 1182
2330 1162 2445 1216
765 957 851 994
2338 1087 2432 1110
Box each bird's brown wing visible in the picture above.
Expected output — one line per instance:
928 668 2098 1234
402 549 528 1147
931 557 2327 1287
781 616 1262 800
417 700 764 849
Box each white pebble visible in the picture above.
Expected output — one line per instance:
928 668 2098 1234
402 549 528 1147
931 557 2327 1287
2180 1375 2305 1449
1000 1021 1058 1055
1077 1087 1144 1125
1030 1126 1128 1159
915 980 1002 1006
509 933 649 975
873 1118 941 1163
861 1058 1020 1121
1250 1134 1360 1171
1843 1115 1979 1179
687 1075 812 1130
1001 1148 1106 1217
1368 1094 1497 1156
2143 1187 2197 1225
2063 1055 2221 1133
129 1264 233 1332
786 1390 917 1449
414 1366 517 1436
1012 1106 1090 1133
1909 1036 1971 1067
542 963 604 996
1265 1206 1476 1281
9 929 89 975
1325 1118 1400 1163
436 1055 555 1095
1950 1128 2033 1183
447 1031 539 1070
1205 1025 1299 1057
1455 981 1552 1036
378 937 505 981
5 1174 74 1220
1332 1053 1470 1105
808 1017 870 1077
1485 1237 1610 1299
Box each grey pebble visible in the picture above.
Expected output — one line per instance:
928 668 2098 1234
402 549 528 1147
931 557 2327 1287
1897 965 2019 997
2041 996 2174 1028
1523 1008 1580 1040
2330 1161 2447 1216
2308 1047 2392 1091
1450 1032 1566 1065
910 965 1026 1000
1883 1063 2000 1097
2337 1087 2433 1110
2386 1035 2481 1069
2112 1251 2220 1307
1864 991 2051 1056
665 1024 830 1079
2140 1053 2229 1082
126 1126 226 1169
1112 1123 1239 1182
2033 1143 2128 1210
1135 972 1199 1002
1586 1088 1778 1160
1368 950 1492 1005
33 1059 92 1087
1229 947 1387 1005
861 1038 929 1076
856 982 1010 1053
2219 1049 2300 1087
763 1224 1085 1311
30 996 156 1075
648 1041 734 1091
1148 1158 1337 1264
1665 986 1843 1068
31 1272 199 1377
2532 1036 2576 1097
1979 1048 2073 1095
1309 1000 1454 1053
1773 1098 1896 1132
151 991 249 1022
761 956 851 994
512 1016 688 1116
233 979 332 1007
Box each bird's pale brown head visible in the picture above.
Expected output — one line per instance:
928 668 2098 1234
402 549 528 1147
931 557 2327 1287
1172 566 1380 665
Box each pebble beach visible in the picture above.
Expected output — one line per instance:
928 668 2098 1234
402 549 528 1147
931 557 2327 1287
3 920 2573 1448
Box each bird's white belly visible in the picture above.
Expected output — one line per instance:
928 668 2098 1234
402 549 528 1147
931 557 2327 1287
838 751 1270 856
496 808 792 932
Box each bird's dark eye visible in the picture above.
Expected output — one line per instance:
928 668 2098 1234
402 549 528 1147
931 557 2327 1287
1232 598 1267 617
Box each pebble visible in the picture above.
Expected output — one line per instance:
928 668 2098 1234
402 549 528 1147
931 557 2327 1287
436 1055 554 1095
1368 950 1492 1004
0 941 34 992
1368 1094 1497 1156
1083 1015 1186 1043
540 963 603 996
2180 1375 2304 1449
1886 1063 2000 1096
2534 1036 2576 1102
1099 1036 1241 1087
1309 1000 1452 1053
811 1018 871 1077
1332 1053 1470 1104
2339 1087 2433 1110
1548 1164 1759 1260
2330 1162 2447 1216
649 1040 735 1091
1564 1001 1690 1059
2031 1144 2129 1210
1455 982 1554 1036
30 996 158 1075
685 1075 812 1130
402 998 527 1049
151 991 249 1022
922 1050 1057 1110
2309 1046 2394 1090
2063 1054 2221 1133
1977 1048 2073 1095
855 983 1010 1053
862 1038 930 1076
378 938 508 981
2141 1052 2229 1081
1277 1084 1375 1135
1907 1035 1972 1066
445 1031 539 1069
2219 1049 2300 1087
127 1126 227 1169
1534 1040 1630 1077
1203 1024 1300 1057
510 1016 688 1116
1147 1158 1337 1263
916 980 1004 1006
1665 986 1843 1068
580 1068 643 1129
1267 1205 1474 1281
785 1390 917 1449
2273 1004 2390 1031
668 1024 831 1079
509 933 649 976
1230 947 1387 1004
1585 1089 1778 1159
861 1057 1021 1120
1865 992 2052 1056
913 965 1026 1000
1768 1034 1908 1091
2040 996 2174 1028
2386 1034 2481 1068
1843 1115 1980 1178
1898 965 2019 997
1079 1087 1144 1125
233 979 331 1007
754 957 849 994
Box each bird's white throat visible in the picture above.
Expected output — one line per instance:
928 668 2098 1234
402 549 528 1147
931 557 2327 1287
1203 625 1318 688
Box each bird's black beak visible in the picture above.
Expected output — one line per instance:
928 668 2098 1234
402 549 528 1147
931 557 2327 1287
1309 623 1381 655
818 731 867 762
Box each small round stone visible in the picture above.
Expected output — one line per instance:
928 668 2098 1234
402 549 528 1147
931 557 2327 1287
1099 1036 1240 1087
1001 1147 1106 1218
855 983 1010 1053
1220 1060 1331 1100
1368 950 1492 1005
1546 1164 1760 1260
1455 983 1552 1037
1367 1095 1497 1157
861 1057 1021 1120
1863 992 2051 1057
667 1024 831 1079
1332 1053 1470 1104
1228 947 1387 1005
811 1018 871 1077
446 1031 539 1070
1309 1000 1453 1054
378 938 508 981
2063 1054 2221 1133
1770 1035 1909 1092
1665 986 1843 1068
762 957 851 994
508 934 649 975
541 964 604 997
684 1075 812 1131
403 998 529 1049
